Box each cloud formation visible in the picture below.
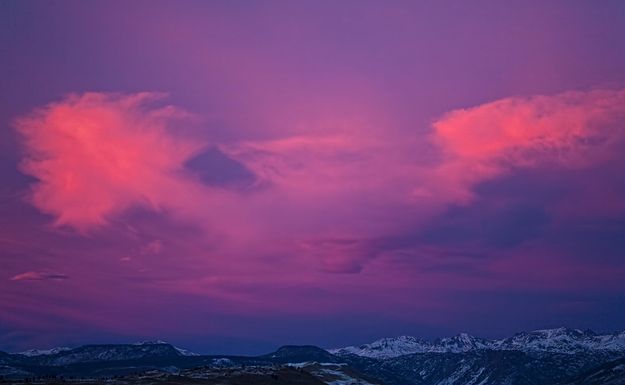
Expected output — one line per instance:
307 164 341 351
430 89 625 203
13 89 625 276
15 93 204 231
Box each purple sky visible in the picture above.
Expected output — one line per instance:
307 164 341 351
2 0 625 355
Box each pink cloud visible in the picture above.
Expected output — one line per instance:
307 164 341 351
428 89 625 204
15 92 204 231
10 271 69 281
433 90 625 169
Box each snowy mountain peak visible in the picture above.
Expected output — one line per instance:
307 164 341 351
17 347 71 357
132 340 198 356
328 336 430 359
16 341 199 359
432 333 490 353
527 327 584 337
132 340 169 345
494 327 624 353
330 327 625 359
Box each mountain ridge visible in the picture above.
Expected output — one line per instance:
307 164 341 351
329 327 625 358
3 328 625 385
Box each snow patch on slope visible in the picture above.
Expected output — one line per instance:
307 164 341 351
133 340 199 356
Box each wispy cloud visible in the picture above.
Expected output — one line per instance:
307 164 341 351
10 271 69 281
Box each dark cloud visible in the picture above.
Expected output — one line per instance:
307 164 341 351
420 202 549 249
184 147 257 188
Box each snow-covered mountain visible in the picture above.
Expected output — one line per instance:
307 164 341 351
329 336 431 358
13 341 198 366
133 340 199 356
493 327 625 354
17 347 71 357
328 334 491 359
329 327 625 359
2 334 625 385
430 333 492 353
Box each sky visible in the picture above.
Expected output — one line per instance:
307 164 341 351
1 0 625 355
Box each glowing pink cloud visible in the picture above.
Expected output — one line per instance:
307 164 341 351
434 89 625 163
429 89 625 204
16 93 205 231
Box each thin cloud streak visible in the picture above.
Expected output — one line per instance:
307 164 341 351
10 271 69 281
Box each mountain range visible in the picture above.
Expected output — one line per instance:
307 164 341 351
330 327 625 358
1 327 625 385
